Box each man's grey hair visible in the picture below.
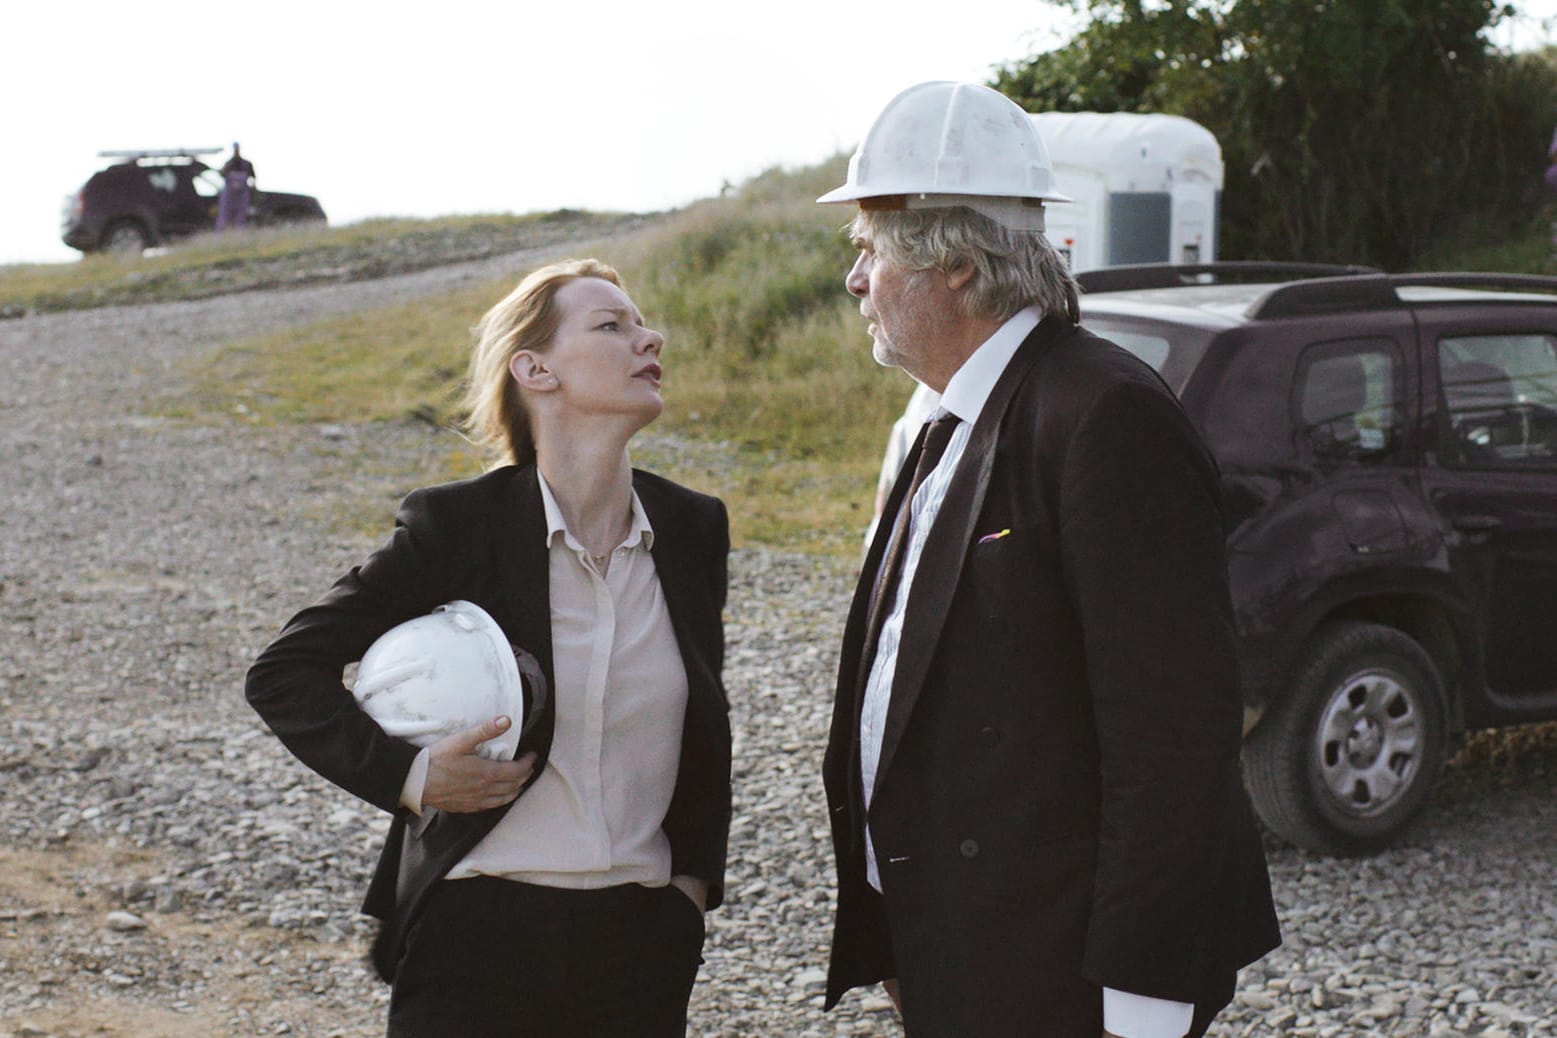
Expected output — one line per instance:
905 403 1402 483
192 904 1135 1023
852 206 1080 325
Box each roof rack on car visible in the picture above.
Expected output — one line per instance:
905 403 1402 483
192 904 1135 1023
97 147 223 159
1389 272 1557 295
1246 274 1404 319
1248 271 1557 320
1076 261 1380 295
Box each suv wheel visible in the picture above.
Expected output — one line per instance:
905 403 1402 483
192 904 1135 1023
1243 621 1450 855
101 220 151 255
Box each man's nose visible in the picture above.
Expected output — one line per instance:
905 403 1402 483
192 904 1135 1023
846 253 870 298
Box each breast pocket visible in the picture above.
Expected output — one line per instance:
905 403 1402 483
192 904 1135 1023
967 527 1055 620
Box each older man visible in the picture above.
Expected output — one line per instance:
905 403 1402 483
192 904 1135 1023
817 81 1280 1038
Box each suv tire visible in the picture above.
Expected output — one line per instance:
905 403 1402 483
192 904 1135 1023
1243 621 1450 855
102 220 151 255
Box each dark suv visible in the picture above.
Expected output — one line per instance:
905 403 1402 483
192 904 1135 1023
61 149 327 254
1077 263 1557 855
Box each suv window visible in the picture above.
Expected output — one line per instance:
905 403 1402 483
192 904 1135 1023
1294 338 1404 463
145 166 181 195
1107 329 1171 372
1438 334 1557 469
194 168 225 199
1081 316 1214 392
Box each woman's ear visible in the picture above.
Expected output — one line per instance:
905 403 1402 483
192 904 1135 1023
509 351 557 391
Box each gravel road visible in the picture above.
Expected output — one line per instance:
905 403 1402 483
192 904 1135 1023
1 246 1554 1037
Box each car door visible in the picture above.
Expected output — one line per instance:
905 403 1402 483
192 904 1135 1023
1417 310 1557 721
1194 318 1430 694
158 163 215 237
1199 321 1422 554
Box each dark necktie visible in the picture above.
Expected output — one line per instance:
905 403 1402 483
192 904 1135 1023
860 413 962 689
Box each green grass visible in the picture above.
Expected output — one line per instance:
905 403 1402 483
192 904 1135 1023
0 210 626 315
606 160 918 551
123 158 1557 557
165 158 915 555
168 285 483 427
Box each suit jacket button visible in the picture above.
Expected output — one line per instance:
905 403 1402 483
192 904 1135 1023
980 725 999 746
959 839 980 858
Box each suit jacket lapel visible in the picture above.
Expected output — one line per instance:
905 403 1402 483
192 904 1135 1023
854 449 917 615
393 464 557 938
872 319 1063 790
495 465 555 689
830 425 931 836
633 474 719 700
852 420 935 696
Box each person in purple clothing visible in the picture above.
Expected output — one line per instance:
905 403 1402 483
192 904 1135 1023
216 142 256 230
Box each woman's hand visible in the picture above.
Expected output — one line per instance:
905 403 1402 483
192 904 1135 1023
668 875 709 913
421 716 536 813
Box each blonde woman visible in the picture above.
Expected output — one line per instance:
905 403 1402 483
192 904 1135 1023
247 259 730 1036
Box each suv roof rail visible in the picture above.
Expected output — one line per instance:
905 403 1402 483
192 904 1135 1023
97 147 223 160
1247 274 1402 320
1389 272 1557 296
1077 261 1380 295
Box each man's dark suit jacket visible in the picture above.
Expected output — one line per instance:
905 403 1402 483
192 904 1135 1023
823 316 1280 1036
246 464 732 983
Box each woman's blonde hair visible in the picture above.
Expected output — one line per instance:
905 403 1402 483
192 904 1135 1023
463 258 623 468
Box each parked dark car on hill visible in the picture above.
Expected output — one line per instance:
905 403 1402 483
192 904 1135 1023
1077 263 1557 855
61 149 327 254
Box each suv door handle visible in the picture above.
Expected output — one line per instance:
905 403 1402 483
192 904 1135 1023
1452 515 1503 534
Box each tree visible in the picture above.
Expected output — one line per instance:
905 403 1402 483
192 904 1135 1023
995 0 1557 268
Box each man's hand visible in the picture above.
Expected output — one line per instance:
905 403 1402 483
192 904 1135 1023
420 716 536 813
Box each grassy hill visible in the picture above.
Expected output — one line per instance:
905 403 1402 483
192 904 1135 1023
7 160 1555 554
0 210 643 318
2 157 917 555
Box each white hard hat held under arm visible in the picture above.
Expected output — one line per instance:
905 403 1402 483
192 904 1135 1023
352 600 548 761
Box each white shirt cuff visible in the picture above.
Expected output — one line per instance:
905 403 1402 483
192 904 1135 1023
1103 987 1194 1038
398 747 430 815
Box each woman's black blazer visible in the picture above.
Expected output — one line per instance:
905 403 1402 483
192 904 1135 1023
245 464 731 981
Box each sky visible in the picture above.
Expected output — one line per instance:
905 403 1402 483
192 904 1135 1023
6 0 1557 266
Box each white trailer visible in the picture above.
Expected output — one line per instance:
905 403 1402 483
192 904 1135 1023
1031 112 1224 273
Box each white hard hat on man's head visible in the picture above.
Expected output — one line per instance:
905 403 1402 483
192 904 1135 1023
818 80 1070 232
352 600 547 761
